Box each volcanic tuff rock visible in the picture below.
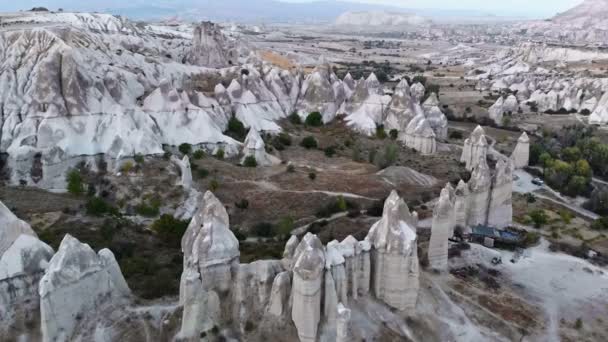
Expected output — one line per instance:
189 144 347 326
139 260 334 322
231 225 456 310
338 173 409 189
186 21 239 68
383 79 417 132
296 64 341 123
461 126 489 171
39 235 131 342
365 190 419 311
422 93 448 139
0 202 54 340
511 132 530 169
241 128 281 166
428 186 454 271
179 191 240 338
342 73 392 136
402 113 437 155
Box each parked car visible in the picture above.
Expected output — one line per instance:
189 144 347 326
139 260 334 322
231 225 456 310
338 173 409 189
531 178 544 186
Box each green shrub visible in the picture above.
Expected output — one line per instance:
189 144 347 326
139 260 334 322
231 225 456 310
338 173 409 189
251 222 274 237
86 197 118 216
591 217 608 230
308 172 317 180
134 154 144 164
275 217 295 237
575 318 583 330
178 143 192 155
300 136 318 149
559 210 573 224
525 193 536 203
324 146 336 158
151 214 190 245
529 210 548 228
209 179 219 191
271 133 292 151
233 229 247 241
66 169 84 195
214 148 225 160
135 201 160 217
121 161 134 173
163 151 172 160
316 196 358 218
192 150 205 160
197 168 210 179
226 116 247 141
243 155 257 167
289 112 302 125
449 131 463 140
389 129 399 140
376 125 387 140
235 199 249 209
287 164 295 173
374 144 398 169
305 112 323 127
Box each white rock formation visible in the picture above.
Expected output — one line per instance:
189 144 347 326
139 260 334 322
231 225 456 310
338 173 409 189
267 271 291 317
365 190 419 311
453 180 471 234
590 92 608 125
296 64 341 123
410 82 426 104
291 233 325 342
335 11 431 27
172 155 193 189
342 73 392 135
39 235 130 342
402 113 437 155
0 201 37 255
511 132 530 169
461 126 489 171
487 159 514 229
336 303 351 342
241 128 281 166
422 93 448 140
0 202 54 340
488 97 506 126
179 191 240 338
466 156 492 227
428 186 454 271
383 79 416 132
187 21 239 68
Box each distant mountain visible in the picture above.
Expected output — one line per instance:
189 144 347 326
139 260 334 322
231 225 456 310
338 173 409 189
334 11 432 27
2 0 497 23
551 0 608 29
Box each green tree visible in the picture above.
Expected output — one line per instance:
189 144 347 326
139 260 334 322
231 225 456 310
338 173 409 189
66 169 84 195
529 210 548 228
305 112 323 127
178 143 192 155
243 155 257 167
226 116 247 141
539 152 553 176
562 147 581 163
300 136 318 149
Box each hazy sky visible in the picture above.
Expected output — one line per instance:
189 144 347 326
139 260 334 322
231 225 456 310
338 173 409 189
282 0 584 17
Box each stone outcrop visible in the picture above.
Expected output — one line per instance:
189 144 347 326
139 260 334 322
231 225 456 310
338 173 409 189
291 233 326 342
0 202 54 340
461 126 489 171
179 191 240 338
488 97 506 126
296 64 341 123
365 190 419 311
39 235 131 342
487 159 514 229
402 113 437 155
590 92 608 125
342 73 392 135
241 128 281 166
428 186 454 271
172 155 193 189
187 21 238 68
383 79 417 131
467 156 493 227
336 303 351 342
422 93 448 140
511 132 530 169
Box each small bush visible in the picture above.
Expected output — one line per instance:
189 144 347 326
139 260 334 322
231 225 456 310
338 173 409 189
376 125 387 140
529 210 548 228
192 150 205 160
86 197 118 216
287 164 295 173
209 179 220 191
289 112 302 125
389 129 399 140
316 196 358 218
226 116 247 141
135 198 160 217
276 217 295 237
134 154 144 164
308 172 317 180
252 222 274 237
66 169 84 195
324 146 336 158
559 210 573 224
449 131 463 139
300 136 318 149
197 168 210 179
525 193 536 203
305 112 323 127
243 155 257 167
121 161 134 173
575 318 583 330
235 199 249 209
214 148 225 160
591 217 608 230
151 214 190 245
179 143 192 155
580 109 591 116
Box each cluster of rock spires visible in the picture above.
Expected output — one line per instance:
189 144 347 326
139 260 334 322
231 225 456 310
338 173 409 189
0 189 422 341
0 12 449 189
